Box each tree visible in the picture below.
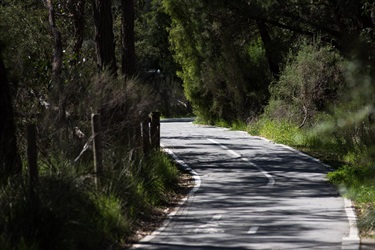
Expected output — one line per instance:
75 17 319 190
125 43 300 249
162 0 375 123
163 0 272 123
93 0 117 73
0 45 21 178
121 0 135 77
61 0 86 64
46 0 65 123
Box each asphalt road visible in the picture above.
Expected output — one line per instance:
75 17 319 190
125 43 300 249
133 119 359 250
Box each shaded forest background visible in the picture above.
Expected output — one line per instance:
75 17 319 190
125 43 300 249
1 0 375 248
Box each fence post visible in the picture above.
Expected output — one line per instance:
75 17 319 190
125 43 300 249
91 113 103 188
27 124 39 187
141 118 150 155
150 112 160 150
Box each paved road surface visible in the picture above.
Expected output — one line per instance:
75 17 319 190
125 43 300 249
134 119 358 249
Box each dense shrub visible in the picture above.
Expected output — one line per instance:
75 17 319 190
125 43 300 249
266 42 346 127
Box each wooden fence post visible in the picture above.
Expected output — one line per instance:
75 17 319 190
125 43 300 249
150 112 160 150
141 118 150 155
27 124 39 187
91 113 103 188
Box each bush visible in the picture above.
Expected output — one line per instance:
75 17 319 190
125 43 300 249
267 41 345 127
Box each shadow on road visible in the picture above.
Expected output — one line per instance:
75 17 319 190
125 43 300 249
147 123 348 249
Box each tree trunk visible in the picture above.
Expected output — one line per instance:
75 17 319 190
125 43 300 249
0 46 22 177
47 0 65 123
93 0 117 74
121 0 136 77
257 20 280 79
72 0 86 64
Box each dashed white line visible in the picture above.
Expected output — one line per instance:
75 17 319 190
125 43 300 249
207 138 241 158
248 226 259 234
212 214 222 221
207 139 275 187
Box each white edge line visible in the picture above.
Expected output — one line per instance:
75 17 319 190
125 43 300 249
252 135 360 247
131 143 201 249
342 198 360 247
207 138 275 187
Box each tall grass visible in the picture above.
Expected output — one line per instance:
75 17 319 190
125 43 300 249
248 118 301 146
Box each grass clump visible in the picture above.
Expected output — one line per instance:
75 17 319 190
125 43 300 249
248 118 301 146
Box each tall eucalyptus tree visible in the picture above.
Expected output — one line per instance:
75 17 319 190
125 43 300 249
93 0 117 73
121 0 135 77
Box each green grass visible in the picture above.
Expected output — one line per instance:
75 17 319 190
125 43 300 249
248 118 302 145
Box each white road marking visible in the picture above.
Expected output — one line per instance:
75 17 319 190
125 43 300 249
212 214 222 221
192 215 224 233
207 139 241 158
248 226 259 234
162 144 201 195
207 139 275 187
193 227 225 233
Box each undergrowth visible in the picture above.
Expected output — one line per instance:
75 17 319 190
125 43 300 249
0 151 180 249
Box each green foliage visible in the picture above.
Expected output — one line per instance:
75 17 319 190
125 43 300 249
94 194 130 242
267 41 345 126
136 0 177 75
0 1 51 85
328 165 375 233
163 0 272 124
132 152 179 207
248 118 301 146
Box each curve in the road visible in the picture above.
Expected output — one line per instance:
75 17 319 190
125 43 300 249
131 120 359 249
207 138 275 187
